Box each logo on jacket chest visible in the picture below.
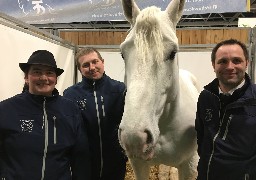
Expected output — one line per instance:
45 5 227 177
205 109 213 122
77 98 87 110
20 119 34 132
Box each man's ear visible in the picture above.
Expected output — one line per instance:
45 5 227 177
246 59 249 68
212 62 215 72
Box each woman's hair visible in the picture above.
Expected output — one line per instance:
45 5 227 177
22 66 30 93
22 83 29 93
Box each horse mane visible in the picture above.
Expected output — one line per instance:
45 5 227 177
134 6 164 65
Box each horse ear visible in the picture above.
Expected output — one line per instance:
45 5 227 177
121 0 140 25
166 0 185 25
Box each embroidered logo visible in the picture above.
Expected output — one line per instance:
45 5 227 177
20 119 34 132
205 109 213 122
77 99 87 111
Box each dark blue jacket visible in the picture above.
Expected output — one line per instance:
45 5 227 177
0 90 91 180
63 74 127 180
195 74 256 180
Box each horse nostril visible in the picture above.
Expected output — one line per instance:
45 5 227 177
144 129 153 144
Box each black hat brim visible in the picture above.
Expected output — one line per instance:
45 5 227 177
19 63 64 76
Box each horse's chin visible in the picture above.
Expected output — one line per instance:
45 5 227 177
127 145 155 161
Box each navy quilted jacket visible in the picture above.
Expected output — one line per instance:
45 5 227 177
0 90 91 180
196 74 256 180
63 74 127 180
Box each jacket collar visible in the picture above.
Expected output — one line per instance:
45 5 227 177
204 73 255 100
82 73 106 88
24 88 59 102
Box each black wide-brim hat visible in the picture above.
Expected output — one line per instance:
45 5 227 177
19 50 64 76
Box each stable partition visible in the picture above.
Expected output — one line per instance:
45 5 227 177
0 13 76 101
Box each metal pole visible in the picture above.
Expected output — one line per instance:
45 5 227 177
248 27 256 83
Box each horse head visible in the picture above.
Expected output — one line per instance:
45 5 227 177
118 0 186 161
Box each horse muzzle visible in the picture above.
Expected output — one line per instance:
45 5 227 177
118 128 155 161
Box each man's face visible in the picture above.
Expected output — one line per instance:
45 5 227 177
78 51 104 80
25 64 57 96
212 44 248 92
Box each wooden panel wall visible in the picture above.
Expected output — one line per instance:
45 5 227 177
59 28 250 46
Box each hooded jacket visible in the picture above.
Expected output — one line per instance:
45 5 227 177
195 74 256 180
0 90 91 180
63 74 127 180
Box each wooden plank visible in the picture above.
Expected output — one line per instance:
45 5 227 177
85 31 94 45
198 29 207 44
205 29 212 44
106 32 115 45
78 32 86 45
94 31 100 45
180 30 191 45
176 30 182 45
120 32 128 43
99 31 107 45
214 29 224 44
189 30 197 44
59 29 250 46
240 29 249 44
114 31 123 45
71 32 79 45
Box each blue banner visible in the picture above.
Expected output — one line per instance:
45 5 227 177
0 0 248 24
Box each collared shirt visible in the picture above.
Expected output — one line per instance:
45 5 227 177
219 79 245 96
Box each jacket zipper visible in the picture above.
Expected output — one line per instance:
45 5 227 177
53 116 57 144
205 91 253 180
93 82 104 178
41 98 49 180
101 96 105 118
222 114 233 140
207 95 225 180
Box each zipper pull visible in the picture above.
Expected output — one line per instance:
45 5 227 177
222 114 233 140
53 116 57 144
42 98 46 129
93 81 96 90
101 96 105 117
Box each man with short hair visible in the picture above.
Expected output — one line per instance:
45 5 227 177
64 47 127 180
195 39 256 180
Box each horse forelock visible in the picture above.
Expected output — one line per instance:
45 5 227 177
134 6 164 66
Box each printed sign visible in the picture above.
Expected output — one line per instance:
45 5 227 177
0 0 248 24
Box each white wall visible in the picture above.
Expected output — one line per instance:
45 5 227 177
178 51 216 91
0 19 75 101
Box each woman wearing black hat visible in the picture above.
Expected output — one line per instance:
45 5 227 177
0 50 91 179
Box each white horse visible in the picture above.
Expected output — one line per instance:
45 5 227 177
118 0 200 179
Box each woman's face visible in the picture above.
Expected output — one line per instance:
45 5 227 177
25 64 57 96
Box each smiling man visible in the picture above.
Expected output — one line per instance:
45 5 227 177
195 39 256 180
63 47 127 180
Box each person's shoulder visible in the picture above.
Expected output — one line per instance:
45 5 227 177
58 95 75 103
251 83 256 90
0 93 24 104
63 82 83 95
57 95 80 109
105 75 125 89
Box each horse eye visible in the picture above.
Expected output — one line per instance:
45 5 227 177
167 51 177 61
